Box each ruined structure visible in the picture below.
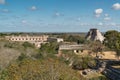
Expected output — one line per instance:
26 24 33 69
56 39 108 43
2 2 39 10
57 44 84 56
85 28 105 42
5 35 48 47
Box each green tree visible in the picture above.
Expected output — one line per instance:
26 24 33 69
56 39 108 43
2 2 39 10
39 42 59 58
65 35 85 44
104 30 120 59
72 56 96 70
89 41 104 58
17 53 28 61
22 42 35 48
57 34 85 44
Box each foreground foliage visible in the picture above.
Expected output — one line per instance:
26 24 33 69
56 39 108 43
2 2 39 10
72 56 96 70
104 30 120 58
0 58 80 80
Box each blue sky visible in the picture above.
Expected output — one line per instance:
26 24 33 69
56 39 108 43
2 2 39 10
0 0 120 32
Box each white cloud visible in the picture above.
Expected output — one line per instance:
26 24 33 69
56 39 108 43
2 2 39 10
79 23 90 26
30 6 37 11
110 23 116 26
94 8 103 17
54 12 63 17
112 3 120 10
103 14 111 21
98 22 103 26
55 12 60 16
104 14 109 17
95 8 103 14
104 17 111 21
103 22 118 27
0 0 5 4
21 20 27 24
95 14 101 17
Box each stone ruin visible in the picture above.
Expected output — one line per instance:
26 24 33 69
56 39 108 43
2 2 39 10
85 28 105 42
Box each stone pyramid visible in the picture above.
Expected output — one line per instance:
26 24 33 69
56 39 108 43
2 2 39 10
85 28 105 42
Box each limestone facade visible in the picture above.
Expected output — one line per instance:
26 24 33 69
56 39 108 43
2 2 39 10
86 28 105 42
5 35 48 47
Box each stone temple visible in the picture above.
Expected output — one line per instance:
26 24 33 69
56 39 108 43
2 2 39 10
85 28 105 42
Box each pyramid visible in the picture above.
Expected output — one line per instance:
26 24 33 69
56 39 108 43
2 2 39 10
85 28 105 42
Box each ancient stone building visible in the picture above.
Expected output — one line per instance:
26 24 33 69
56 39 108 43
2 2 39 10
5 35 48 47
85 28 105 42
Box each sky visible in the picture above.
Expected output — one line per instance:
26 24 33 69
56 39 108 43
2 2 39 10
0 0 120 32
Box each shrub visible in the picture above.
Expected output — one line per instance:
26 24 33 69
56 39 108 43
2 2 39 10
17 53 28 61
22 42 35 48
72 56 96 70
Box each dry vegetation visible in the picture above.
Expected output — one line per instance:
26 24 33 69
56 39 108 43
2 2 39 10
0 40 39 69
0 58 80 80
